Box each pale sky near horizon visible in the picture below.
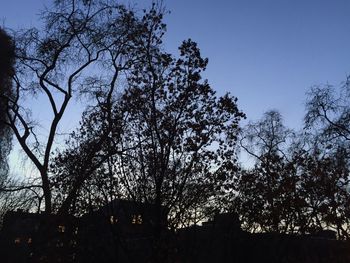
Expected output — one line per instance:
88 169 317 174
1 0 350 174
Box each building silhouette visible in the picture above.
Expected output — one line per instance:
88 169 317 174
1 200 350 263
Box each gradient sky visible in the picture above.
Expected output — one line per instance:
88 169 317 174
1 0 350 129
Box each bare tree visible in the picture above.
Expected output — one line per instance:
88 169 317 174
236 111 298 232
3 0 155 213
303 79 350 238
235 104 350 238
305 78 350 145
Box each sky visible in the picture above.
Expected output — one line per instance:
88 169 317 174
1 0 350 173
164 0 350 128
1 0 350 129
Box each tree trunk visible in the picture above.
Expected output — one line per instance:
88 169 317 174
41 170 52 214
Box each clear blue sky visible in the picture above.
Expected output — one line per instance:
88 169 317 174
164 0 350 128
1 0 350 130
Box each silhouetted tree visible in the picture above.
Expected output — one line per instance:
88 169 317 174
51 37 245 236
50 3 170 217
236 111 297 232
3 0 168 213
293 145 350 238
302 78 350 238
0 29 25 226
0 177 40 227
305 78 350 150
114 39 245 232
0 28 14 180
235 154 300 233
51 106 124 216
235 92 350 238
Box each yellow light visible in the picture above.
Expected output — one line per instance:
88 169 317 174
137 215 143 224
58 225 65 233
110 216 118 224
131 214 143 224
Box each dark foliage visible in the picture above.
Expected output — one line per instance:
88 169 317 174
0 28 15 179
235 91 350 239
51 30 245 233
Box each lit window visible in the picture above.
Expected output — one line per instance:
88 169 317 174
58 225 65 233
137 214 143 224
14 238 21 244
131 214 143 224
110 215 118 224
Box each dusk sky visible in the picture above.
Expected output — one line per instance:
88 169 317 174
1 2 350 255
1 0 350 130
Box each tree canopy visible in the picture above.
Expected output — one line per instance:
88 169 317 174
235 97 350 238
0 28 15 179
51 35 245 233
2 0 350 244
2 0 174 213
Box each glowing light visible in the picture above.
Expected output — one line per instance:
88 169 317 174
58 225 65 233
